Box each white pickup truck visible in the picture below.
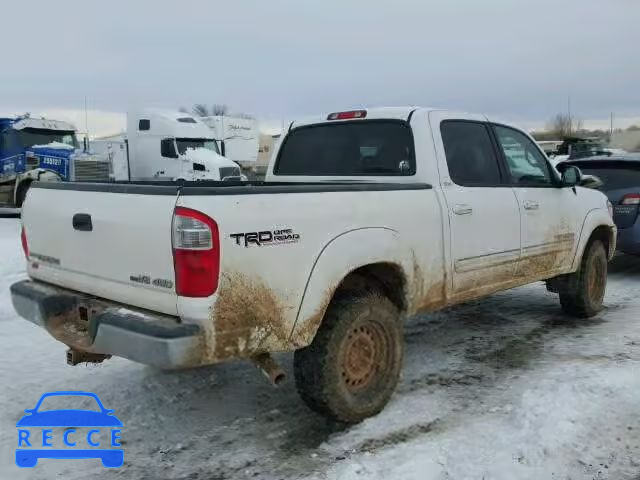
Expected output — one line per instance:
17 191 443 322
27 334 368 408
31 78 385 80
12 107 616 423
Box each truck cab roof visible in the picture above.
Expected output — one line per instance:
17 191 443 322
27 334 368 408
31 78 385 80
128 110 215 139
0 116 76 132
290 107 484 129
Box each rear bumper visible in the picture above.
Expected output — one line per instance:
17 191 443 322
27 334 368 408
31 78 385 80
10 280 203 368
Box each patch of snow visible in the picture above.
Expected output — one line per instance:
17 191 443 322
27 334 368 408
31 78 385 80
603 148 628 155
0 217 638 479
30 142 75 150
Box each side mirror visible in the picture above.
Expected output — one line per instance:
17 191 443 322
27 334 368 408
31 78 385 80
580 174 604 189
561 165 582 187
160 138 178 158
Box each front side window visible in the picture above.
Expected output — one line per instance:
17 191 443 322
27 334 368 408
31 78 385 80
493 125 552 186
440 121 502 186
275 121 415 176
175 138 220 155
15 128 78 149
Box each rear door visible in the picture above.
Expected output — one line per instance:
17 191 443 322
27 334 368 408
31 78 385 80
430 112 521 295
491 124 580 275
22 184 180 315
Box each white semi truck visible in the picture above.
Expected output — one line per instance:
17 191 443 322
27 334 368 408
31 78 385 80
91 110 245 182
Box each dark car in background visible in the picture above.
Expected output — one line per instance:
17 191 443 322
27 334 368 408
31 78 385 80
558 155 640 255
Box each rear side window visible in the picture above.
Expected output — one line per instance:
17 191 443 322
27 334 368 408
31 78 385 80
274 121 415 176
440 121 502 186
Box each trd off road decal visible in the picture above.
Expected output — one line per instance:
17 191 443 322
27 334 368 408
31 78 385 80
230 228 300 247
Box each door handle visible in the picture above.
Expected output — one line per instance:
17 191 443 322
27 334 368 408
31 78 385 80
453 204 473 215
72 213 93 232
523 200 539 210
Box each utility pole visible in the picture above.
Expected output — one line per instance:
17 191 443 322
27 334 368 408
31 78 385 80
610 112 614 139
84 96 90 150
567 95 572 136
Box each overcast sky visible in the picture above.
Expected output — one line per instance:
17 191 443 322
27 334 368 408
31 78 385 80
2 0 639 135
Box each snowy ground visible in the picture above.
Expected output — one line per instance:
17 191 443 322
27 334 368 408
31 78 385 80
0 216 638 480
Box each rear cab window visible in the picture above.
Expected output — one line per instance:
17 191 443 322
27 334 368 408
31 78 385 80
274 120 416 177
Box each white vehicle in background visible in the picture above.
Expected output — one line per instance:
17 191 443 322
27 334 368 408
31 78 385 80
201 116 259 169
537 140 563 156
91 110 245 182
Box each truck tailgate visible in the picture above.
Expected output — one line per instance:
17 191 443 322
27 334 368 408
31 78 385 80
22 185 180 315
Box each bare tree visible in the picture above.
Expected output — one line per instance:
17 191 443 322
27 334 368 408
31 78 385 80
192 104 210 117
178 106 189 114
211 104 229 116
546 113 584 138
187 103 251 118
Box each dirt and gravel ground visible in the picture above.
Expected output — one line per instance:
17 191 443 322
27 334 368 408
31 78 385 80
0 217 638 479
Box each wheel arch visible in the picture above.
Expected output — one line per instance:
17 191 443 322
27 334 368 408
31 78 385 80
289 228 414 348
571 208 616 271
14 170 63 206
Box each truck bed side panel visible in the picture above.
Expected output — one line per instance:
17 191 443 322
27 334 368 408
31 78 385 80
176 185 441 361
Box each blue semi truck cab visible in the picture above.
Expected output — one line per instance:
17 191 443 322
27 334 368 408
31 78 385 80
0 114 112 209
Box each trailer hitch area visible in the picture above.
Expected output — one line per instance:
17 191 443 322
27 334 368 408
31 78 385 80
66 348 112 366
251 353 286 386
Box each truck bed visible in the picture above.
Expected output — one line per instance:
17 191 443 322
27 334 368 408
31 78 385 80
21 179 440 363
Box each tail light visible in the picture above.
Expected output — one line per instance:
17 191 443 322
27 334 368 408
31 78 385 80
621 193 640 205
172 207 220 297
21 225 29 259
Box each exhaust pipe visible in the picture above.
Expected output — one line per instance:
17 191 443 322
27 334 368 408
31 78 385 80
251 353 286 386
66 348 111 366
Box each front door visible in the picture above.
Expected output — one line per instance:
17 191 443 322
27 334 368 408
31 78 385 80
491 124 580 277
430 113 522 297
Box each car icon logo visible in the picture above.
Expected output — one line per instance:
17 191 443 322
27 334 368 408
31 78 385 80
16 391 123 468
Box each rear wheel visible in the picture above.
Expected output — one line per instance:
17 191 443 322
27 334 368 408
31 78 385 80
559 239 607 317
293 292 404 423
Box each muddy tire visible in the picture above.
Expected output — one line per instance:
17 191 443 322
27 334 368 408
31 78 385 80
559 239 607 318
293 292 404 423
